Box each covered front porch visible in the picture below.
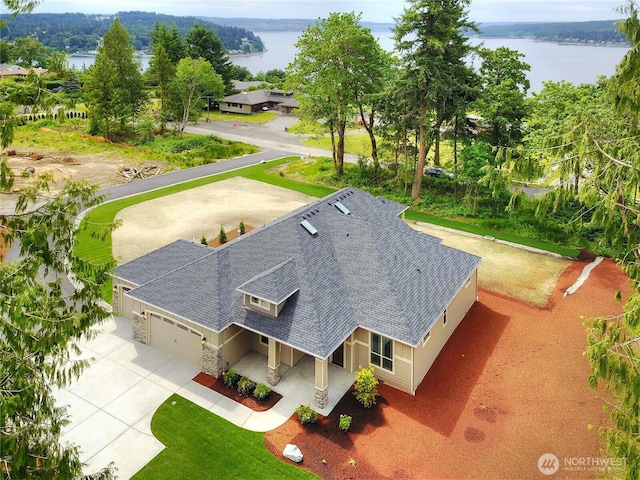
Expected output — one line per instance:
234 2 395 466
230 351 357 415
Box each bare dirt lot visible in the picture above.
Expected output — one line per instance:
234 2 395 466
112 177 317 263
411 222 572 307
4 148 144 194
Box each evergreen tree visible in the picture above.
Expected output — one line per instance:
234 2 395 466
393 0 477 200
186 22 233 93
218 224 227 243
147 43 175 133
151 22 186 64
0 2 117 476
84 17 147 140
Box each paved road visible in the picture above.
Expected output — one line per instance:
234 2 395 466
97 148 292 202
183 117 360 165
98 115 357 203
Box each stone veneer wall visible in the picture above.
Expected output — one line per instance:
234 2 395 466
202 343 223 377
132 312 147 344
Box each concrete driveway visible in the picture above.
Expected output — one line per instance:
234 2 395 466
56 315 301 479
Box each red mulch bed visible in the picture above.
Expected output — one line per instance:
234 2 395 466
208 224 255 248
193 372 282 412
265 258 631 479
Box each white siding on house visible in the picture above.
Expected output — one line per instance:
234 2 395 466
412 269 478 393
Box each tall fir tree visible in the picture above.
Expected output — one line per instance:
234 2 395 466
84 17 147 140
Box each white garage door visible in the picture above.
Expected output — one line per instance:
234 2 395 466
149 313 202 365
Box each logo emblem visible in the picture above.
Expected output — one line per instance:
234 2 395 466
538 453 560 475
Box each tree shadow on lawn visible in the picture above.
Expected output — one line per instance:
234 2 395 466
385 299 510 437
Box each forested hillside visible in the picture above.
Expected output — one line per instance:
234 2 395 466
0 11 264 53
476 20 627 44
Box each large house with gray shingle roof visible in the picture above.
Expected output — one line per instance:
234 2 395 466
112 188 481 407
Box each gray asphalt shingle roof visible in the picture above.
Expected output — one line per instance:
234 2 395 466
236 258 299 304
117 188 481 359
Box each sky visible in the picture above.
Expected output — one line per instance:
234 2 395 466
28 0 627 24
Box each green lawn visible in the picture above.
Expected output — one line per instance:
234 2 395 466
302 131 372 157
132 394 318 480
198 111 278 124
404 210 580 258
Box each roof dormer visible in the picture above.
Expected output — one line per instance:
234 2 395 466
236 258 299 317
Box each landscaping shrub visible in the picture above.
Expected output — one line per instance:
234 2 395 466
200 234 208 246
338 414 352 432
253 382 271 400
223 369 240 388
353 365 378 408
237 376 256 396
218 224 227 243
238 220 246 235
295 404 318 425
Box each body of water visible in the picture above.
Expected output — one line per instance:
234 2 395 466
69 30 630 94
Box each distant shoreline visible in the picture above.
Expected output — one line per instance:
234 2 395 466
470 35 628 48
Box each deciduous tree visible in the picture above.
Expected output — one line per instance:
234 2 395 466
474 46 531 151
167 57 224 133
287 11 386 175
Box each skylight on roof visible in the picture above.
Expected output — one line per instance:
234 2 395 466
334 201 350 215
300 219 318 235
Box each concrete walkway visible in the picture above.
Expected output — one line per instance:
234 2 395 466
55 315 354 479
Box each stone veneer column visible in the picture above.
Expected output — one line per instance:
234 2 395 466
314 386 329 409
267 338 282 386
112 287 120 316
267 363 281 386
132 311 147 344
314 357 329 409
201 342 223 378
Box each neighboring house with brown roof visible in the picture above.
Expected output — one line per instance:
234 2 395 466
0 63 47 78
112 188 481 408
219 88 298 115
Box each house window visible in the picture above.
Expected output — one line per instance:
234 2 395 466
422 331 431 345
250 296 270 310
443 310 448 327
260 335 268 346
370 333 393 371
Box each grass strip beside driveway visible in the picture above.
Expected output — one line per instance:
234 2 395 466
132 394 318 480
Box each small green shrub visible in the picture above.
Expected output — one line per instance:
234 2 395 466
200 234 208 246
222 369 240 388
353 365 379 408
218 224 227 243
237 376 256 396
253 382 271 400
239 220 246 235
295 404 318 425
338 414 352 432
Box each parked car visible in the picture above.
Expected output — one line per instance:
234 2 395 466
425 166 454 179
